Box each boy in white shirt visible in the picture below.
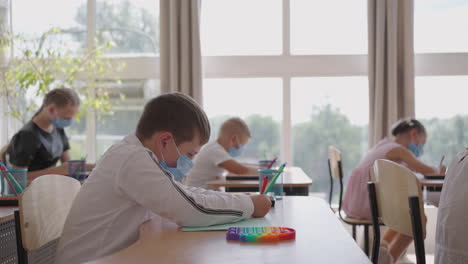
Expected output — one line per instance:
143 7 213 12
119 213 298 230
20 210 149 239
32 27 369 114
55 93 272 264
185 117 259 189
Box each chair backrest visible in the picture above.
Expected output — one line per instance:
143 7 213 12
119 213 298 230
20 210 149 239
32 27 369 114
327 146 343 206
371 159 426 237
328 146 343 180
18 174 81 251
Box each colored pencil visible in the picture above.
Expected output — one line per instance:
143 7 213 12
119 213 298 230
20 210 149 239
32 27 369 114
260 176 268 194
267 157 277 169
263 162 287 194
0 162 24 194
2 172 18 196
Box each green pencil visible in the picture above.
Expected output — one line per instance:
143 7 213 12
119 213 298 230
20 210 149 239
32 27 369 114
263 162 287 194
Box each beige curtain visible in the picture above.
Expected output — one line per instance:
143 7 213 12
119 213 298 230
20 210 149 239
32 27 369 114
160 0 203 104
368 0 415 147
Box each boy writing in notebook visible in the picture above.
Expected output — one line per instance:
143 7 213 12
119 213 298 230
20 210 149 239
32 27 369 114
55 93 271 264
185 117 259 189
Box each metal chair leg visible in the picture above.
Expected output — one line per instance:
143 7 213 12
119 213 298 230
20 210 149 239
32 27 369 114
352 225 356 240
364 225 370 256
409 196 426 264
368 182 381 264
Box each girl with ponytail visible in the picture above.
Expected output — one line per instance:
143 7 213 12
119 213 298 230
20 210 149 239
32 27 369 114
342 118 445 263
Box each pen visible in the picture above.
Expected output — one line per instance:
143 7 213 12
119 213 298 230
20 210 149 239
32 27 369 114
439 155 445 167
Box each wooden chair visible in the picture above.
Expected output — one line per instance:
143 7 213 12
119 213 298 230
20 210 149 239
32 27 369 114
368 159 426 264
327 146 373 255
14 175 81 264
0 216 18 264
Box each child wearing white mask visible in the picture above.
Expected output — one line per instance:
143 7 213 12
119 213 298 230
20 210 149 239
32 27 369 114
185 117 258 189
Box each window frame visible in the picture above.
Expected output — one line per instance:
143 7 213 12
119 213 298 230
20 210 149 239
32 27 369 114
7 0 467 167
203 0 368 164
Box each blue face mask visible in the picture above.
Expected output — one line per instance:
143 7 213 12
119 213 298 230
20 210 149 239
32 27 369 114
51 118 73 129
228 145 245 158
408 143 424 158
159 141 193 182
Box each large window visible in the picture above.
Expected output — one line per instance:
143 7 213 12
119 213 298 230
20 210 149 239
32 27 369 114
203 78 282 163
291 77 368 193
13 0 86 38
415 76 468 166
96 0 159 55
201 0 282 56
201 1 368 196
414 0 468 53
11 0 160 161
415 1 468 167
96 79 159 156
290 0 367 55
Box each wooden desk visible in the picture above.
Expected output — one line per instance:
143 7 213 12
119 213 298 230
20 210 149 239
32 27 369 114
0 206 17 219
415 174 444 207
86 197 370 264
207 167 312 195
416 174 444 190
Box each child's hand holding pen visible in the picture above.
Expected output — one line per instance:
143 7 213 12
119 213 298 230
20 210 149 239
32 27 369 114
250 194 272 218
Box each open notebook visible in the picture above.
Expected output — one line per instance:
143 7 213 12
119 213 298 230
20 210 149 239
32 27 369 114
182 218 271 232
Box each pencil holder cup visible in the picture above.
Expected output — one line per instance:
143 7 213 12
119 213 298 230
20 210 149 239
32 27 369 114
258 169 283 200
0 169 27 196
68 160 87 181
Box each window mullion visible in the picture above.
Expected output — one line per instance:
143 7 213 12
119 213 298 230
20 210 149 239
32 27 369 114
85 0 97 162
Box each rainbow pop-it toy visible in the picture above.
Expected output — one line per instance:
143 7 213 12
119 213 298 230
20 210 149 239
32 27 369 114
226 226 296 242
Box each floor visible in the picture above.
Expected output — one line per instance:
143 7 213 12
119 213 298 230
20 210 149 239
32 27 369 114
332 202 439 264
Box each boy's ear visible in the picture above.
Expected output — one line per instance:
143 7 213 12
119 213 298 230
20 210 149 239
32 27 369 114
230 135 238 145
47 104 56 114
157 132 173 148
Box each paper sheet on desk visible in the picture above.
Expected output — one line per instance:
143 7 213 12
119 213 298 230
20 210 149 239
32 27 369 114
182 218 270 232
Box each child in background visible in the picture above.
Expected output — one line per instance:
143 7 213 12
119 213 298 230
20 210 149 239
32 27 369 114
342 118 445 263
55 94 272 264
185 117 259 189
4 88 94 179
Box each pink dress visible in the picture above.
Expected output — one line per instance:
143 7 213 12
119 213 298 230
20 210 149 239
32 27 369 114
342 137 404 220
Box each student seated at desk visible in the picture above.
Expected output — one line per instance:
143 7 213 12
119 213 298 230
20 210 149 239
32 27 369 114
55 93 272 264
435 149 468 264
3 88 93 180
185 117 259 189
342 118 445 263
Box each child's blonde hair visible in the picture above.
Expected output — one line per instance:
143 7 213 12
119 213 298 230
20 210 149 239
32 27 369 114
219 117 251 139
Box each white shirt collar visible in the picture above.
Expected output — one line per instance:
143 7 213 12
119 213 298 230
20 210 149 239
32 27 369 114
123 133 159 162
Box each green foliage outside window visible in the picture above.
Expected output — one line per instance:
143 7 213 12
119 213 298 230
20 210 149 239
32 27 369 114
209 105 468 198
0 26 125 124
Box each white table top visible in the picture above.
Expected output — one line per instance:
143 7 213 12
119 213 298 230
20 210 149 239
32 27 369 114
86 197 371 264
